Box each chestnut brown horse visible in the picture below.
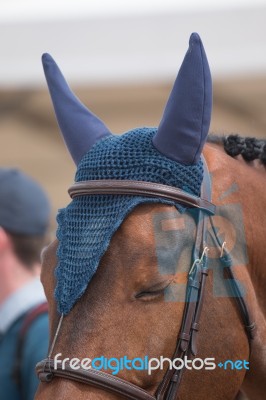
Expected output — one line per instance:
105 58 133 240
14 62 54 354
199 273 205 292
35 33 266 399
36 142 266 400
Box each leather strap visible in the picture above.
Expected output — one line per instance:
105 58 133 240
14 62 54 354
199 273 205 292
220 251 256 340
155 163 213 400
36 359 156 400
209 217 256 341
68 180 216 215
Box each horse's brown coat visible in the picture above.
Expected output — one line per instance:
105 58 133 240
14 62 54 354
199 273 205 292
35 144 266 400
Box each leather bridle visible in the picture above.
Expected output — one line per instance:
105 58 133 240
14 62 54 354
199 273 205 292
36 160 255 399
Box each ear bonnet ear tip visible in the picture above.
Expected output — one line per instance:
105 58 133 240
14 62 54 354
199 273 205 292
42 49 112 165
189 32 201 44
41 53 54 66
152 32 212 164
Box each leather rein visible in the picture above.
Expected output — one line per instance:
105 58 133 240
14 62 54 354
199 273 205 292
36 163 255 400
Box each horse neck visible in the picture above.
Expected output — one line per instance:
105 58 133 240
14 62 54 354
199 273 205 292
205 143 266 313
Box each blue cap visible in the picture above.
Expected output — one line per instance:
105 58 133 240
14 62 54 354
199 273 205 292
0 168 51 235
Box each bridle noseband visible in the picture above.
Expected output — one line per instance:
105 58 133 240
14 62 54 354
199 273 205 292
36 161 255 399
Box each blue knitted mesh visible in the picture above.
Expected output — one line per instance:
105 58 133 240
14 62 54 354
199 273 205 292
56 127 203 314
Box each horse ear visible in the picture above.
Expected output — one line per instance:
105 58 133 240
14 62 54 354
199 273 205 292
42 53 111 165
152 33 212 165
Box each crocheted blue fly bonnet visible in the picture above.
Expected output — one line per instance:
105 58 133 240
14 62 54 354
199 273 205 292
42 32 212 315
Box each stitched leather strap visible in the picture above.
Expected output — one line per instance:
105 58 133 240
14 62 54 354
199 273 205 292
68 180 216 215
156 160 212 400
36 359 155 400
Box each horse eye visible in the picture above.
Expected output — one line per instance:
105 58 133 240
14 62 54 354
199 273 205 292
135 280 172 300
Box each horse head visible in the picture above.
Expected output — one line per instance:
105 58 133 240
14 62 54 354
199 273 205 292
35 34 258 400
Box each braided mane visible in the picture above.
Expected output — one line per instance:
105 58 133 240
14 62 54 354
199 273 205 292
207 134 266 165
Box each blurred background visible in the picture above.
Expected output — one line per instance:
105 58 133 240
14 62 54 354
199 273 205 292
0 0 266 228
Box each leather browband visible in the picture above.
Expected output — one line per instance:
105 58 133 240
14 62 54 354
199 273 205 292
68 180 216 215
36 359 156 400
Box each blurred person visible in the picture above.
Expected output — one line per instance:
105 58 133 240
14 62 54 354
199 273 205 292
0 168 51 400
